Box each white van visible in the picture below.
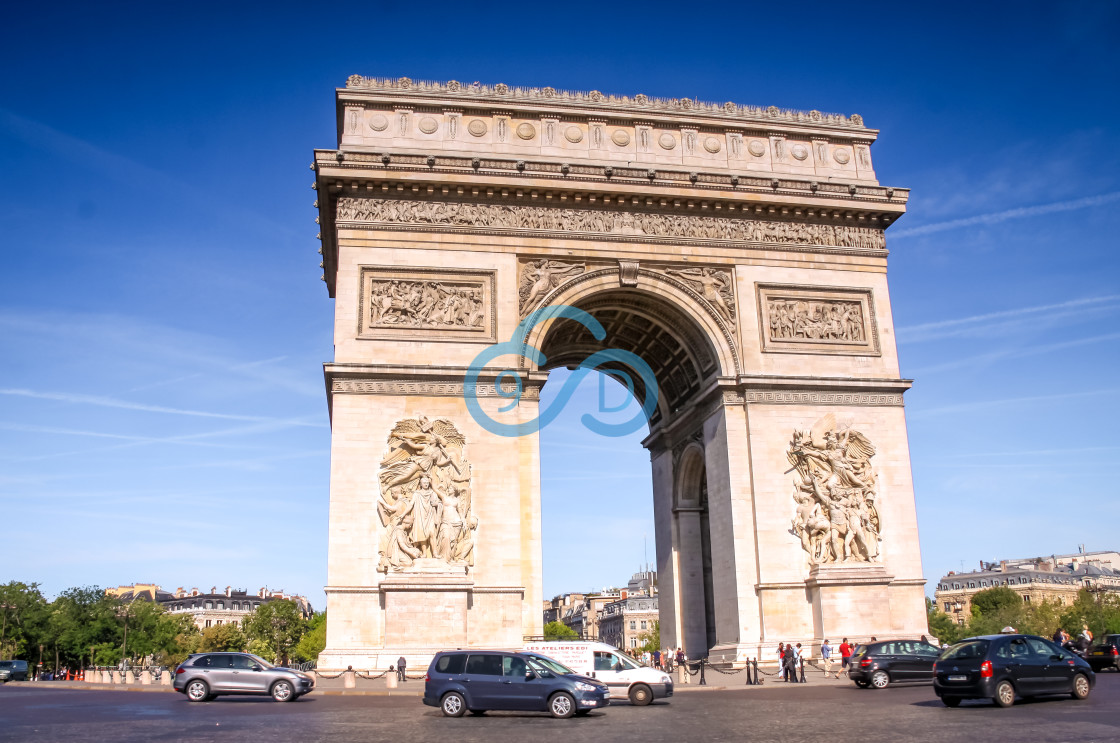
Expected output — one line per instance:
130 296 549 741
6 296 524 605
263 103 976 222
523 641 673 705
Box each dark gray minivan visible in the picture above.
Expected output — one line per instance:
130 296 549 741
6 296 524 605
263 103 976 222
423 650 610 718
0 660 29 682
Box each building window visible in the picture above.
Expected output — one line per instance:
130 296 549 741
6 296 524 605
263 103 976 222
630 621 636 630
217 601 225 610
640 620 647 630
205 620 211 628
968 582 975 589
1023 595 1031 603
630 638 638 648
943 602 951 612
205 601 214 610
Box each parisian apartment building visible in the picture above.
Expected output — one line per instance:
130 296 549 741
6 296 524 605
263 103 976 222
933 549 1120 624
106 584 314 630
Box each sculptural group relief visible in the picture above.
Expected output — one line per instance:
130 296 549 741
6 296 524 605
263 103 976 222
767 297 864 343
757 285 878 356
358 267 495 342
518 260 585 315
787 414 880 565
376 416 477 573
336 197 887 251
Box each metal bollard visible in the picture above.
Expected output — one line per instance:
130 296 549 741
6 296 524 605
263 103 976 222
699 659 707 686
744 659 753 685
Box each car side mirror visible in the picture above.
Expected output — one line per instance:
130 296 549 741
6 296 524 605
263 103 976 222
525 670 536 681
1051 655 1064 662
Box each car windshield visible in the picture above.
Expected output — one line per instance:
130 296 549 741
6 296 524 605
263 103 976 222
939 640 990 661
524 653 575 676
0 661 11 668
616 653 642 670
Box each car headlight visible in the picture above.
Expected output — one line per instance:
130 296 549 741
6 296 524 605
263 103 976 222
661 675 672 683
574 682 597 692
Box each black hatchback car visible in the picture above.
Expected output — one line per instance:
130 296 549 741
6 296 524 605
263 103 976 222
933 634 1095 707
423 650 610 718
1086 634 1120 672
848 640 941 688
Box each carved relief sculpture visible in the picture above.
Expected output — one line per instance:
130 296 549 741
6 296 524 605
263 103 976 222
368 279 485 330
358 267 495 342
665 267 735 324
336 197 887 250
786 414 880 565
376 416 477 572
518 259 585 315
767 297 863 342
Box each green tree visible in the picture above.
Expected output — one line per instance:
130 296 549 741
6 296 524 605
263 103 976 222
198 623 246 653
244 600 307 665
970 587 1022 616
926 597 965 645
294 612 326 662
543 620 578 640
637 621 661 654
1061 589 1120 641
49 587 121 669
0 581 50 661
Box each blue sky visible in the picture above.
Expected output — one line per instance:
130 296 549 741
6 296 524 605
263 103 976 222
2 2 1118 607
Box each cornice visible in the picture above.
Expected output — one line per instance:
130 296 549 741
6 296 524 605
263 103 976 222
340 76 872 134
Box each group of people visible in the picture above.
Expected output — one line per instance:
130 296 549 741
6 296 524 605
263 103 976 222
776 637 862 681
640 647 687 674
1053 626 1094 654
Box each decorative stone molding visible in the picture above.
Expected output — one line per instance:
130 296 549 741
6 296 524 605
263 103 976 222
662 267 736 325
336 197 887 251
376 416 477 573
743 391 903 406
358 266 496 343
757 284 880 356
342 76 869 130
331 379 542 400
618 260 639 287
787 413 881 565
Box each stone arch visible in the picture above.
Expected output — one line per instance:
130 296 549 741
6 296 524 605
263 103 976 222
521 265 739 425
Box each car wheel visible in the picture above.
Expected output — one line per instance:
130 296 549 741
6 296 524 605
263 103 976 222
629 683 653 706
870 671 890 689
185 680 210 703
271 680 295 702
441 692 466 717
1071 673 1091 700
549 692 575 719
941 696 962 707
993 680 1015 707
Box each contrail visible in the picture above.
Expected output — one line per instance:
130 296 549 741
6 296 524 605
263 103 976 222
897 294 1120 335
891 191 1120 238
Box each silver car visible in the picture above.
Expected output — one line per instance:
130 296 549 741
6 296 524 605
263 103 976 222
173 652 314 702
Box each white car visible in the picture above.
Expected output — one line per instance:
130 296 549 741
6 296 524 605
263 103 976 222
523 641 673 706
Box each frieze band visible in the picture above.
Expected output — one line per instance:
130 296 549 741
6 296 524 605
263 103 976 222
336 197 886 251
744 391 903 406
331 379 542 400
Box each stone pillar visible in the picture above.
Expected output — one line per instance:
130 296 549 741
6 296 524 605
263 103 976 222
141 669 152 685
100 669 109 684
344 667 356 689
161 671 171 686
387 670 398 689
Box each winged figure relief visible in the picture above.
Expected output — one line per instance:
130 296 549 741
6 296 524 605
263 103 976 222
787 415 881 565
518 260 585 315
375 416 477 573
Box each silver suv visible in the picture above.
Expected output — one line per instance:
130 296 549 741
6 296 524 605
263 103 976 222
173 652 314 702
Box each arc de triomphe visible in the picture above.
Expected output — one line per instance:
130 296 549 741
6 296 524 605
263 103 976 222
313 76 926 669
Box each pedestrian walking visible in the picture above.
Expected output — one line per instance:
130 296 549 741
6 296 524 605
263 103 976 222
820 639 833 675
835 638 852 679
396 656 407 682
777 643 787 681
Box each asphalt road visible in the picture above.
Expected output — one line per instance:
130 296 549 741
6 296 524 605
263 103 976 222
3 674 1120 743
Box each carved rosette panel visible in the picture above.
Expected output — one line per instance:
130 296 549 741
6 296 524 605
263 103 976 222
359 266 496 342
518 259 585 316
786 414 880 565
757 284 879 356
376 416 477 573
336 197 886 251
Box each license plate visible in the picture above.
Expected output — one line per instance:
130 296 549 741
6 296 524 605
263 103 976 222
1092 651 1104 656
948 675 967 682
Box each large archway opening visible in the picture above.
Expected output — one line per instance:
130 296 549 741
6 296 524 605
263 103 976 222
532 281 731 658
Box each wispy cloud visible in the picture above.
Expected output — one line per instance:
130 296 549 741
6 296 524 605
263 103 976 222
907 332 1120 377
909 388 1120 418
897 295 1120 343
891 190 1120 238
0 387 321 425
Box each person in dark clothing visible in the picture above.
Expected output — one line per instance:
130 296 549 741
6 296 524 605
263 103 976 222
396 656 407 682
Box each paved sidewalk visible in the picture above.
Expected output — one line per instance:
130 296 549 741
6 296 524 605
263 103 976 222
5 664 855 696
